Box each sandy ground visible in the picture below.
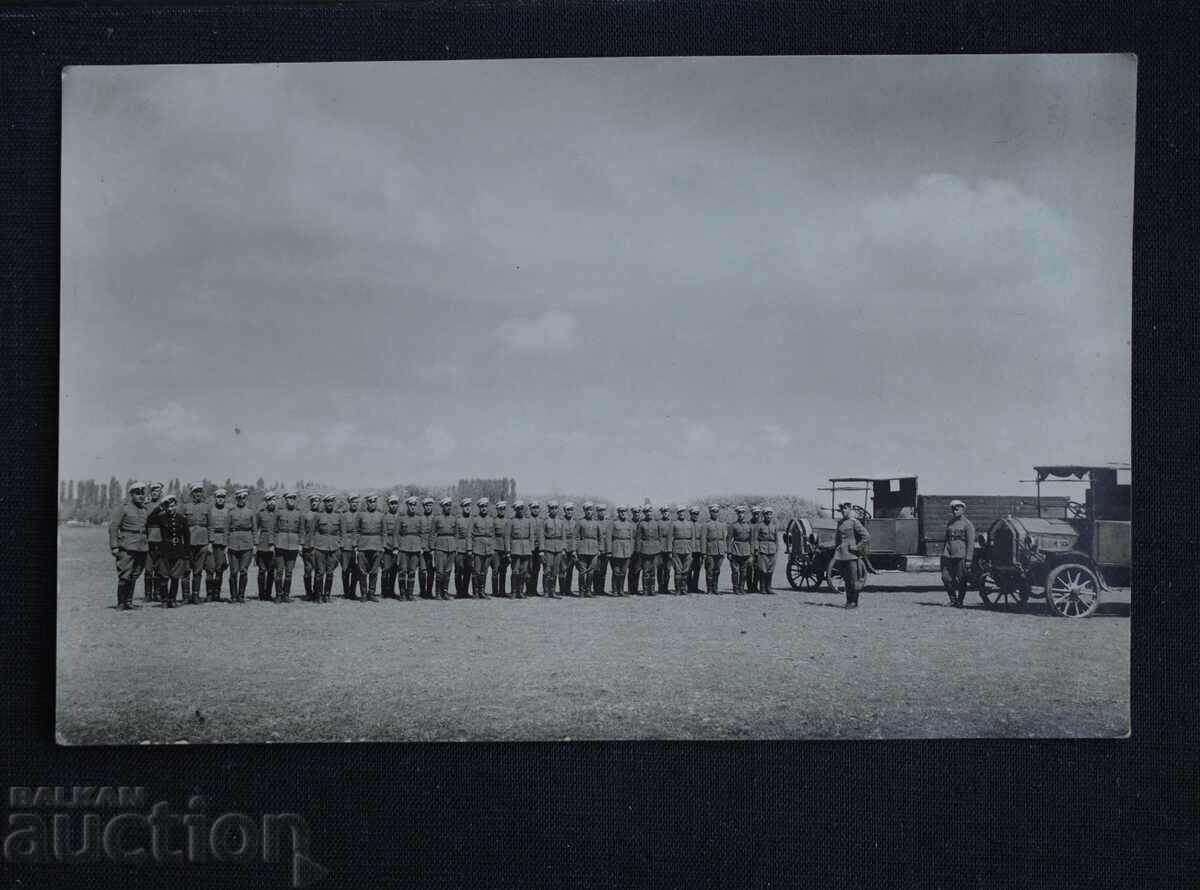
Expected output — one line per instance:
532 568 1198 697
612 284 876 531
56 525 1129 743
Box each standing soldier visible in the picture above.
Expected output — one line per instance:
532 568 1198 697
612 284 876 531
469 498 494 598
108 480 148 610
254 492 278 601
144 481 165 601
301 495 320 600
593 504 610 594
146 494 190 607
561 503 579 595
489 506 508 594
273 491 304 602
226 489 256 603
395 496 424 601
506 501 534 598
637 505 663 595
181 483 211 605
941 500 976 608
418 496 437 598
753 506 780 594
309 494 342 603
688 506 704 592
206 488 231 601
339 494 362 599
454 498 474 598
526 501 543 596
627 506 642 595
380 495 402 598
355 494 386 602
431 497 458 600
575 502 602 597
539 501 566 598
656 506 674 593
834 501 871 609
727 505 754 593
607 506 634 596
669 505 694 595
746 505 763 592
701 504 728 594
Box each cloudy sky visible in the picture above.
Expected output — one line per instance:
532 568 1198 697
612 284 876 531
60 56 1134 504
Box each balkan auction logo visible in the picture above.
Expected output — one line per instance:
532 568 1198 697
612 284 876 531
3 786 328 887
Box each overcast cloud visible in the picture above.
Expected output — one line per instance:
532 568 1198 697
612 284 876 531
60 56 1134 504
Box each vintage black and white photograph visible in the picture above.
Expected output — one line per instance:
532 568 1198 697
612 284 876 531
58 55 1134 743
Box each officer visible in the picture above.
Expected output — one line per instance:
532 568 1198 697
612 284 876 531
395 496 424 601
147 494 190 607
607 505 634 596
593 504 610 594
380 495 402 598
727 505 753 593
686 506 704 592
834 501 871 608
469 498 494 598
207 488 231 601
253 492 278 600
108 481 149 610
540 501 566 598
339 494 362 599
301 494 320 599
227 489 256 603
669 505 694 595
656 505 674 593
525 501 544 599
575 502 602 597
701 504 728 594
561 502 579 595
454 498 474 598
637 505 663 595
273 491 305 602
144 481 165 601
181 483 210 605
431 497 458 600
418 496 437 598
309 494 342 602
941 500 976 607
627 506 642 594
355 493 386 602
746 505 763 592
489 501 508 599
506 501 534 598
753 506 780 594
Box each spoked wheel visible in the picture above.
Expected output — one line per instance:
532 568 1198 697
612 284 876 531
1045 563 1101 618
978 573 1029 610
786 553 824 590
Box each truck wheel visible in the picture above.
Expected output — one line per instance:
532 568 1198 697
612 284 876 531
1045 563 1101 618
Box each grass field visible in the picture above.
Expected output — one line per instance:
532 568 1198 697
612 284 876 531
56 525 1130 743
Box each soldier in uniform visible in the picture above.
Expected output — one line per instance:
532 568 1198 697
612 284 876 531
575 502 602 597
454 498 474 598
206 488 231 601
745 505 763 592
354 494 386 602
656 506 674 593
309 494 342 603
561 502 579 595
108 481 148 610
181 483 210 605
226 489 256 603
834 501 871 608
627 507 642 594
489 501 508 599
273 491 305 602
146 494 190 607
607 505 634 596
593 504 610 594
506 501 534 598
418 496 437 598
144 482 165 601
339 494 361 599
526 501 543 595
753 506 780 594
253 492 278 600
431 497 458 600
941 500 976 608
666 506 692 595
469 498 494 598
301 495 320 599
727 505 753 593
395 496 424 601
380 495 402 598
539 501 566 598
637 505 663 595
687 506 704 592
701 504 728 594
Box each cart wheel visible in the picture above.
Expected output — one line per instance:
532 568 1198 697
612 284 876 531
1045 562 1101 618
786 554 823 590
825 561 862 595
978 573 1028 610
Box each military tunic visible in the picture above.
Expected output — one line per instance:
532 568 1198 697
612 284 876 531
227 506 257 575
575 518 603 595
941 515 976 604
669 519 696 594
207 503 231 582
309 511 343 577
430 512 458 597
540 517 568 594
453 512 473 597
701 519 729 593
108 500 149 588
506 516 534 594
490 513 511 596
181 499 211 579
273 506 305 597
727 521 754 592
607 518 634 594
468 513 494 596
834 517 871 605
637 519 665 594
752 519 780 593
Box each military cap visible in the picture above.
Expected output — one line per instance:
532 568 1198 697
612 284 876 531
346 494 359 502
596 503 607 512
496 500 508 509
763 506 775 514
149 482 164 492
323 494 336 503
838 501 854 510
422 496 434 505
190 483 204 493
529 500 541 509
548 500 559 508
439 497 452 506
514 500 526 508
387 495 400 504
735 504 747 513
214 488 227 497
309 494 320 504
708 503 720 511
235 488 250 497
159 494 177 507
264 491 276 501
659 505 670 513
406 496 418 505
949 499 966 509
129 481 147 493
751 503 762 511
689 506 700 514
285 491 297 498
365 493 378 502
461 497 473 507
564 502 575 510
676 505 686 513
616 504 627 511
642 505 653 513
477 497 490 506
583 501 593 509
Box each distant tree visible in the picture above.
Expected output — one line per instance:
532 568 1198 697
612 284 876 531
224 477 233 491
256 476 266 491
109 476 121 505
68 479 75 502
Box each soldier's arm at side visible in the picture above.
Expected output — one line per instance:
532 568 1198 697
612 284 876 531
108 507 123 552
965 519 976 562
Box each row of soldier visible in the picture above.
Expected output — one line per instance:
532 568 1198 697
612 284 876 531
107 482 786 609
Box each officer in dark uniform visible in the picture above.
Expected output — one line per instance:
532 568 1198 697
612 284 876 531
701 504 728 594
431 497 458 600
656 506 673 593
380 495 402 598
301 494 320 599
181 483 210 605
254 491 278 600
575 502 602 597
491 500 511 597
746 505 763 592
526 501 543 595
593 504 610 594
539 501 566 597
608 505 634 596
941 500 976 607
227 489 256 603
834 501 871 608
206 488 231 601
144 482 164 601
637 505 663 595
688 506 704 592
147 494 190 607
669 505 694 595
454 498 474 598
395 496 424 601
108 481 148 610
506 501 534 598
727 505 753 593
418 496 437 598
339 494 361 599
561 502 579 595
469 498 494 598
355 493 386 602
273 491 304 602
753 506 780 594
310 494 342 602
627 507 642 594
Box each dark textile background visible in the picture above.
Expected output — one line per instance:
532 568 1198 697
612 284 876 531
2 2 1196 886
